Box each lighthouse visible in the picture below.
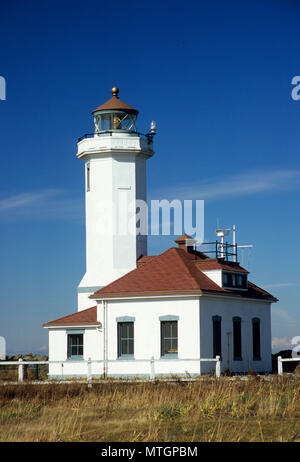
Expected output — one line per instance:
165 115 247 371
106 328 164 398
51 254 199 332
44 87 277 378
76 86 155 311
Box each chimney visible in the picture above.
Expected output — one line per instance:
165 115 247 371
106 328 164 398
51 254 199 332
174 234 197 253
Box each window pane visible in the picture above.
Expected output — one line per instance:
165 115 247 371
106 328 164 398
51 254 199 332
164 338 171 355
213 319 221 357
121 324 128 338
121 339 128 355
253 321 261 359
128 339 134 355
161 321 178 356
128 323 134 338
164 322 171 337
118 322 134 357
233 320 242 360
101 114 111 130
68 334 83 358
223 273 229 285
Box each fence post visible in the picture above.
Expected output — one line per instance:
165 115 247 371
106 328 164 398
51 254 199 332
216 356 221 379
18 358 23 382
35 364 39 380
87 357 92 388
150 356 155 380
278 356 283 376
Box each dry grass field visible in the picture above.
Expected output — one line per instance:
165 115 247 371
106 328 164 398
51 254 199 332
0 375 300 442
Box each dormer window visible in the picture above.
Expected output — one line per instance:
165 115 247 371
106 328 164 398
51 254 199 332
222 271 247 289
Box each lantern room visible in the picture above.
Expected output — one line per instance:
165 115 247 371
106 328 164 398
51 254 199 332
92 86 139 134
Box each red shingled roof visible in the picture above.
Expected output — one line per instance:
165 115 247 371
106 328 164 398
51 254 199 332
136 255 157 267
43 306 99 327
92 95 138 115
90 247 276 301
195 259 249 273
43 246 276 328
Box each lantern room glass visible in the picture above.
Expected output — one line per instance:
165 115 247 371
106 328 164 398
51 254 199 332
94 111 137 134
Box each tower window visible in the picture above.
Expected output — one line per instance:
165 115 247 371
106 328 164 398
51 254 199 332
212 315 222 358
86 163 90 191
233 317 242 360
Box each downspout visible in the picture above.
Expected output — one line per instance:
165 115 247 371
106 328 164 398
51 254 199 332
105 300 108 378
103 300 107 378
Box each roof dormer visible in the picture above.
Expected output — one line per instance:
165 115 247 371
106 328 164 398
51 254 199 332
222 271 248 290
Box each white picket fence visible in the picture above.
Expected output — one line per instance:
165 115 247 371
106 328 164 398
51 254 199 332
277 356 300 375
0 356 221 383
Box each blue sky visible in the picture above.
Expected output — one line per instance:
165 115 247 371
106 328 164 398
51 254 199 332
0 0 300 353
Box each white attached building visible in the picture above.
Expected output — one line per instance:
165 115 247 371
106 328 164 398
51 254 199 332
43 87 277 378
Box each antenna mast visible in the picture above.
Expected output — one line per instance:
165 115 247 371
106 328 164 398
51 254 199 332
232 225 253 267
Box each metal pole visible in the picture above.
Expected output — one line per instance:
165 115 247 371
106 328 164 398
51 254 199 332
103 301 106 378
233 225 236 262
105 301 108 378
103 301 108 379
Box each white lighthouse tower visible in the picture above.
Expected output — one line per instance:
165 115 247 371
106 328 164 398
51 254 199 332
76 86 155 311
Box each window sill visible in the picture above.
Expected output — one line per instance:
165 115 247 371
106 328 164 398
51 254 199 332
233 357 243 361
223 285 248 291
117 356 135 360
253 357 262 361
160 355 178 359
66 357 84 361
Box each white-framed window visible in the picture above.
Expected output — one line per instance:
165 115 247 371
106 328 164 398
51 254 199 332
233 317 242 361
117 322 134 358
212 315 222 359
252 318 261 361
67 331 84 360
159 316 179 358
116 316 135 359
222 272 247 289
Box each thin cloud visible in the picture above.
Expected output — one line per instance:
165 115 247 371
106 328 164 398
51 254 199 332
38 345 48 352
272 307 295 324
0 189 84 223
0 189 62 211
151 169 300 201
272 337 292 350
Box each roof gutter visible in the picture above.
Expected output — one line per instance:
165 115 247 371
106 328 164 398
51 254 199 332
92 293 275 304
43 324 101 329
